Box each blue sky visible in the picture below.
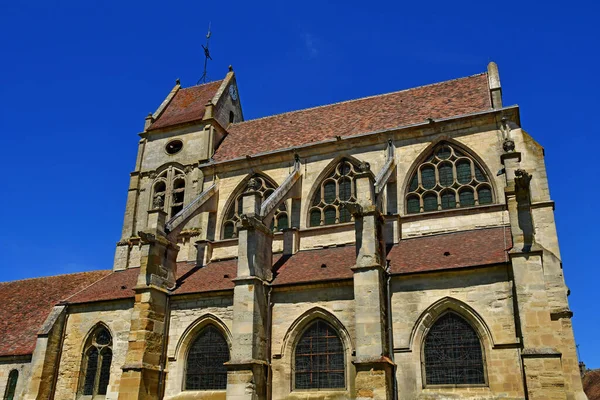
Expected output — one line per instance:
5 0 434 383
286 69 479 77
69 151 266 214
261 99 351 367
0 0 598 367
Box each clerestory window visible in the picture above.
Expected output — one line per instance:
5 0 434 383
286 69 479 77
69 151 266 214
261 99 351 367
308 159 362 227
79 325 113 397
406 143 493 214
3 370 18 400
295 319 345 390
151 166 186 219
423 312 485 386
185 325 230 391
222 175 288 239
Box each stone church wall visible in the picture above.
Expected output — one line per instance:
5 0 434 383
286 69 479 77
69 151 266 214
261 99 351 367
0 360 31 400
54 301 133 400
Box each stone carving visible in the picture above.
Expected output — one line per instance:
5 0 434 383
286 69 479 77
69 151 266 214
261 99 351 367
153 194 165 209
515 169 532 191
503 138 515 153
246 178 260 192
184 165 194 174
358 161 371 173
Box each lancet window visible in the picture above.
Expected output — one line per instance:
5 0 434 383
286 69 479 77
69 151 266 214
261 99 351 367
295 319 345 390
406 143 493 214
151 166 186 219
423 312 485 385
185 325 230 390
79 325 113 397
222 175 288 239
3 370 18 400
308 159 361 227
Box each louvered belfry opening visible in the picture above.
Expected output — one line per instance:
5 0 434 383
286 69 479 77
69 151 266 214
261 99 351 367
423 312 485 385
295 319 345 390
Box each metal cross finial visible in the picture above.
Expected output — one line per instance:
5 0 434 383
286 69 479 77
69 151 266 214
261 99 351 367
197 22 213 84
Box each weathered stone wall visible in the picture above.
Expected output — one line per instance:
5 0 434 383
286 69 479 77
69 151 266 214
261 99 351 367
54 301 133 400
164 294 234 400
0 360 31 400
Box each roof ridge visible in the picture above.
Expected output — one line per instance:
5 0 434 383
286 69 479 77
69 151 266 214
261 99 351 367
231 72 487 127
0 269 110 286
181 79 224 91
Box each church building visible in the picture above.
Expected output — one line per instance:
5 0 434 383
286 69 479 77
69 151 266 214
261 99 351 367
0 63 588 400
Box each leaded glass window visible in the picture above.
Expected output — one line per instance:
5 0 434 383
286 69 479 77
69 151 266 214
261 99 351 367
295 319 345 390
185 325 229 390
222 175 288 239
309 160 363 227
423 313 485 386
79 326 112 397
3 370 18 400
405 143 493 213
151 166 186 219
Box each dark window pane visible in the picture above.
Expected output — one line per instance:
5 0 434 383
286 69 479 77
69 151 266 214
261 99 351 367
323 181 336 204
185 326 230 390
96 329 111 346
436 145 451 160
98 349 112 395
324 208 336 225
154 181 166 193
423 193 438 212
339 178 351 201
409 174 418 192
339 206 351 223
310 210 321 227
174 178 185 190
441 191 456 210
4 370 18 400
456 161 471 184
478 187 492 205
83 348 98 395
407 196 420 214
223 223 235 239
295 320 345 390
173 191 184 204
340 162 352 176
459 189 475 207
438 163 453 187
474 165 487 182
424 313 484 385
277 214 288 231
421 166 436 189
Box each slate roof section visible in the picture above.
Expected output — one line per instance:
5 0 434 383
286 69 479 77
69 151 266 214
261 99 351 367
213 73 491 162
0 270 110 357
148 80 223 131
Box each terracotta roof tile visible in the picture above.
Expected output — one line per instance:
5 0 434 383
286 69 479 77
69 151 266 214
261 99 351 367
585 369 600 400
214 73 491 162
148 80 223 131
0 270 110 357
388 226 512 274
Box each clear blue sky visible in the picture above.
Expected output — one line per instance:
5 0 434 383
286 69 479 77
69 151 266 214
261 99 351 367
0 1 598 367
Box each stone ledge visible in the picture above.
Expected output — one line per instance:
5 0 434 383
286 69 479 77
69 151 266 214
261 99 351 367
521 348 562 358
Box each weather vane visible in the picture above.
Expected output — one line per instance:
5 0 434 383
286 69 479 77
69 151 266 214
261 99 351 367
198 23 212 84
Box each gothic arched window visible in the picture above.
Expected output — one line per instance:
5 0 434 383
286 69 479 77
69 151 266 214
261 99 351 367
185 325 230 390
151 166 186 219
3 370 18 400
406 143 493 214
295 319 345 390
309 159 363 227
79 326 113 397
222 175 288 239
423 312 485 385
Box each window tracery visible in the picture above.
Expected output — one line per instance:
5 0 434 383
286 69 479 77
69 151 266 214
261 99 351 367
151 166 186 219
406 143 493 214
3 370 17 400
294 319 345 390
308 159 362 227
79 326 112 397
423 312 485 385
222 175 288 239
185 325 229 391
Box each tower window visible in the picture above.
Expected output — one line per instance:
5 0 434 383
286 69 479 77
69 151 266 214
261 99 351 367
229 111 235 124
405 143 493 214
185 325 229 390
165 139 183 155
79 325 113 397
151 167 186 219
423 312 485 385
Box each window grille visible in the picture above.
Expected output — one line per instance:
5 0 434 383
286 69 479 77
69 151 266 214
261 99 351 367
151 166 186 219
423 312 485 385
308 160 363 227
222 175 288 239
295 319 345 390
406 143 493 214
3 370 18 400
185 325 229 390
79 326 113 397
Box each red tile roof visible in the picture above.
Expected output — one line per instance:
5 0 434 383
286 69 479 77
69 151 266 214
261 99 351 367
148 80 223 131
213 73 491 162
389 226 512 274
0 270 110 357
585 369 600 400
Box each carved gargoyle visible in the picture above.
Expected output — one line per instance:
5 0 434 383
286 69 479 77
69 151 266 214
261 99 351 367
503 138 515 153
358 161 371 173
340 201 363 216
138 231 156 244
515 169 532 192
246 178 260 192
